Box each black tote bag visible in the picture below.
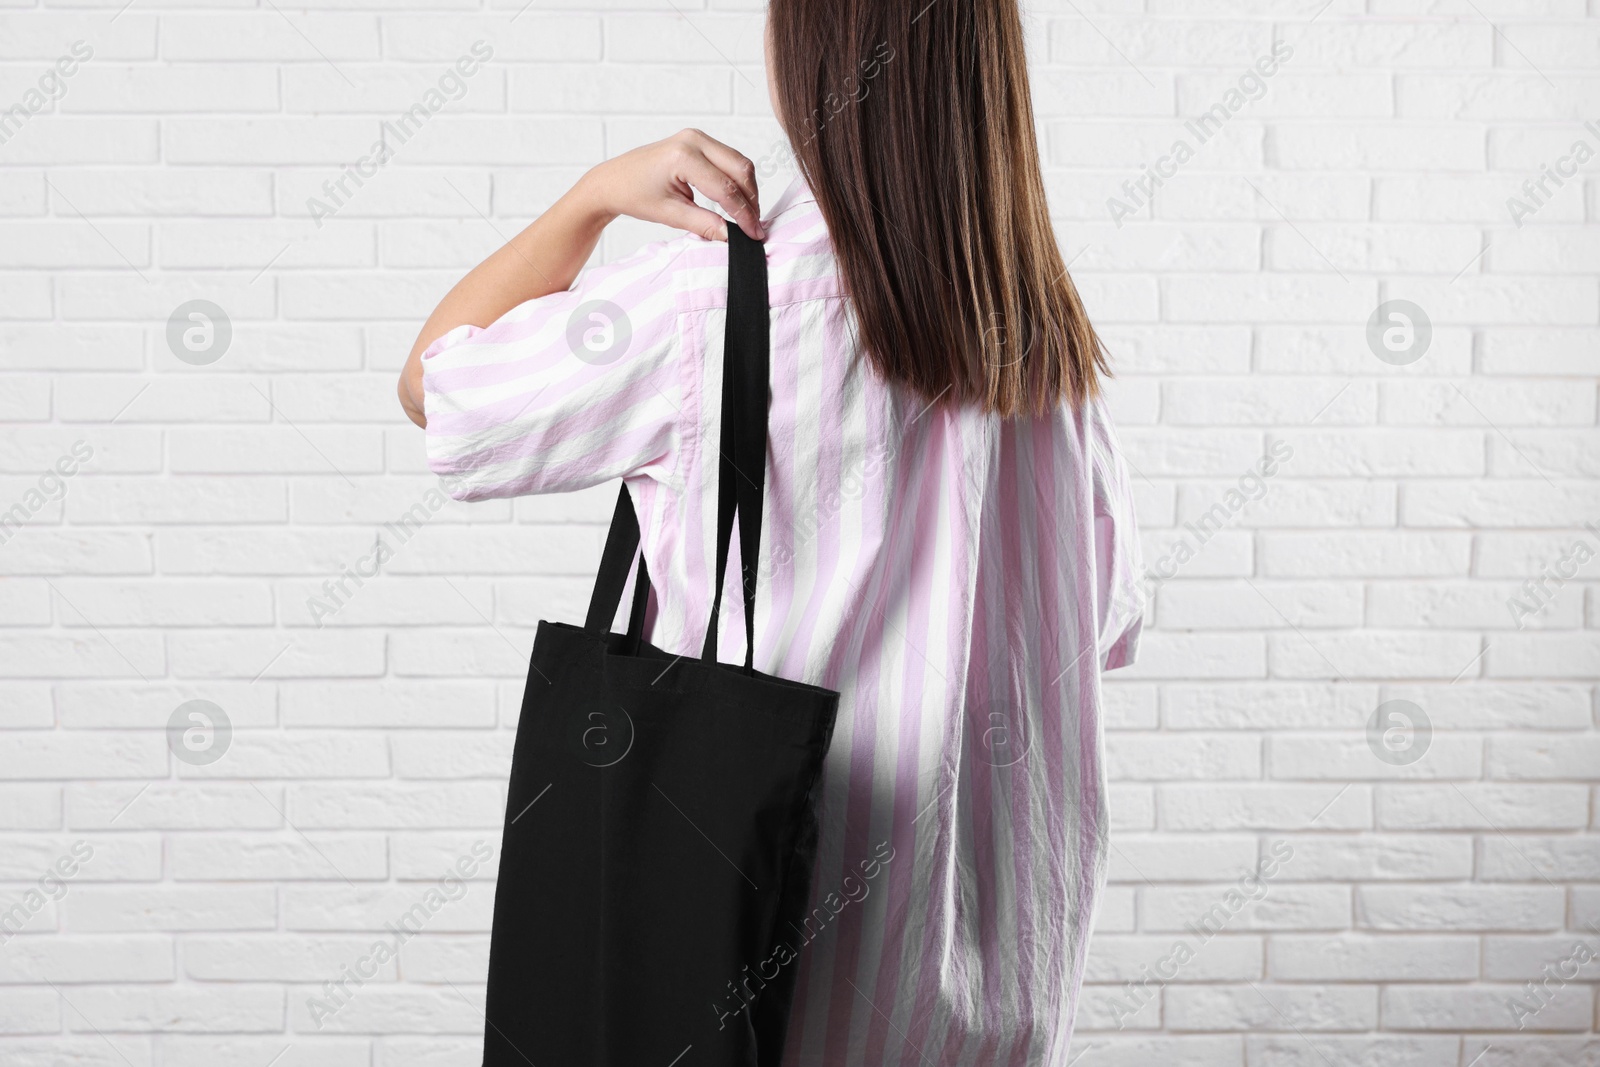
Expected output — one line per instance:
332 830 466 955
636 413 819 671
482 228 840 1067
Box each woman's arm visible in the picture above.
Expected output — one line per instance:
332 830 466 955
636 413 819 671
398 129 765 428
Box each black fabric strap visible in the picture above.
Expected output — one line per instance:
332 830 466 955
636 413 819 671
700 227 769 671
584 486 637 632
583 228 769 672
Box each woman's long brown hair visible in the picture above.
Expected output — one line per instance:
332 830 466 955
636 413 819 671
768 0 1108 417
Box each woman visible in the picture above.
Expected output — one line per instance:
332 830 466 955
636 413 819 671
398 1 1144 1062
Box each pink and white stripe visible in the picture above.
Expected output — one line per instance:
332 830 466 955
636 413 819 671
421 177 1145 1067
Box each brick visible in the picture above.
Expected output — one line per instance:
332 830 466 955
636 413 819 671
285 783 503 829
1107 733 1262 780
1270 223 1486 274
1484 935 1600 980
1267 835 1474 882
63 986 284 1032
0 731 165 778
1487 734 1600 779
1291 21 1492 68
160 15 380 60
170 833 387 880
1117 633 1266 680
1398 74 1600 122
68 887 276 932
1049 120 1264 171
0 989 60 1034
163 1036 361 1067
183 935 398 981
1256 324 1473 377
1384 983 1591 1031
64 65 279 113
1459 1037 1600 1067
66 784 285 831
1488 429 1600 478
1158 581 1363 630
1085 935 1264 983
389 15 600 60
55 682 275 730
1402 480 1600 528
1378 683 1592 730
1384 380 1595 427
1049 17 1271 65
0 934 172 983
1158 784 1372 832
0 785 60 830
284 67 506 115
1245 1035 1458 1067
1267 631 1483 681
1074 1035 1244 1064
1367 581 1583 631
281 883 493 933
46 580 275 626
1106 834 1259 883
1267 735 1482 780
0 833 159 882
1270 934 1477 981
1110 783 1156 832
278 681 496 728
1480 328 1600 377
1142 885 1349 933
390 731 512 779
43 168 272 216
1378 783 1589 831
1274 124 1483 171
1377 175 1583 223
1164 683 1379 730
1481 838 1600 882
1265 431 1483 477
176 732 391 780
1487 634 1600 680
1165 275 1378 323
166 630 385 680
1163 378 1375 425
1165 983 1377 1031
1357 885 1565 931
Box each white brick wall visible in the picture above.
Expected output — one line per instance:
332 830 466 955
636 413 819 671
0 0 1597 1063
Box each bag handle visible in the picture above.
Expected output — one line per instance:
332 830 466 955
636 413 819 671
584 228 769 673
700 227 769 671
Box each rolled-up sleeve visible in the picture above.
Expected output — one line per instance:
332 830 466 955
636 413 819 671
1089 398 1146 670
421 235 696 502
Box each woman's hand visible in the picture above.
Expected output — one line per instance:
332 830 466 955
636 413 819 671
399 130 764 428
576 128 765 242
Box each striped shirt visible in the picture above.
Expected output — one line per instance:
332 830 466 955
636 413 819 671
421 177 1145 1067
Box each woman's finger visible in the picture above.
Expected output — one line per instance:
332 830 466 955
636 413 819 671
687 131 761 222
679 148 766 241
657 196 730 243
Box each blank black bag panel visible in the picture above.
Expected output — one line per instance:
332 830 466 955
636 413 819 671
483 228 839 1067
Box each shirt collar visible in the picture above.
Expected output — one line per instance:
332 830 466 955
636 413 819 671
764 173 817 223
